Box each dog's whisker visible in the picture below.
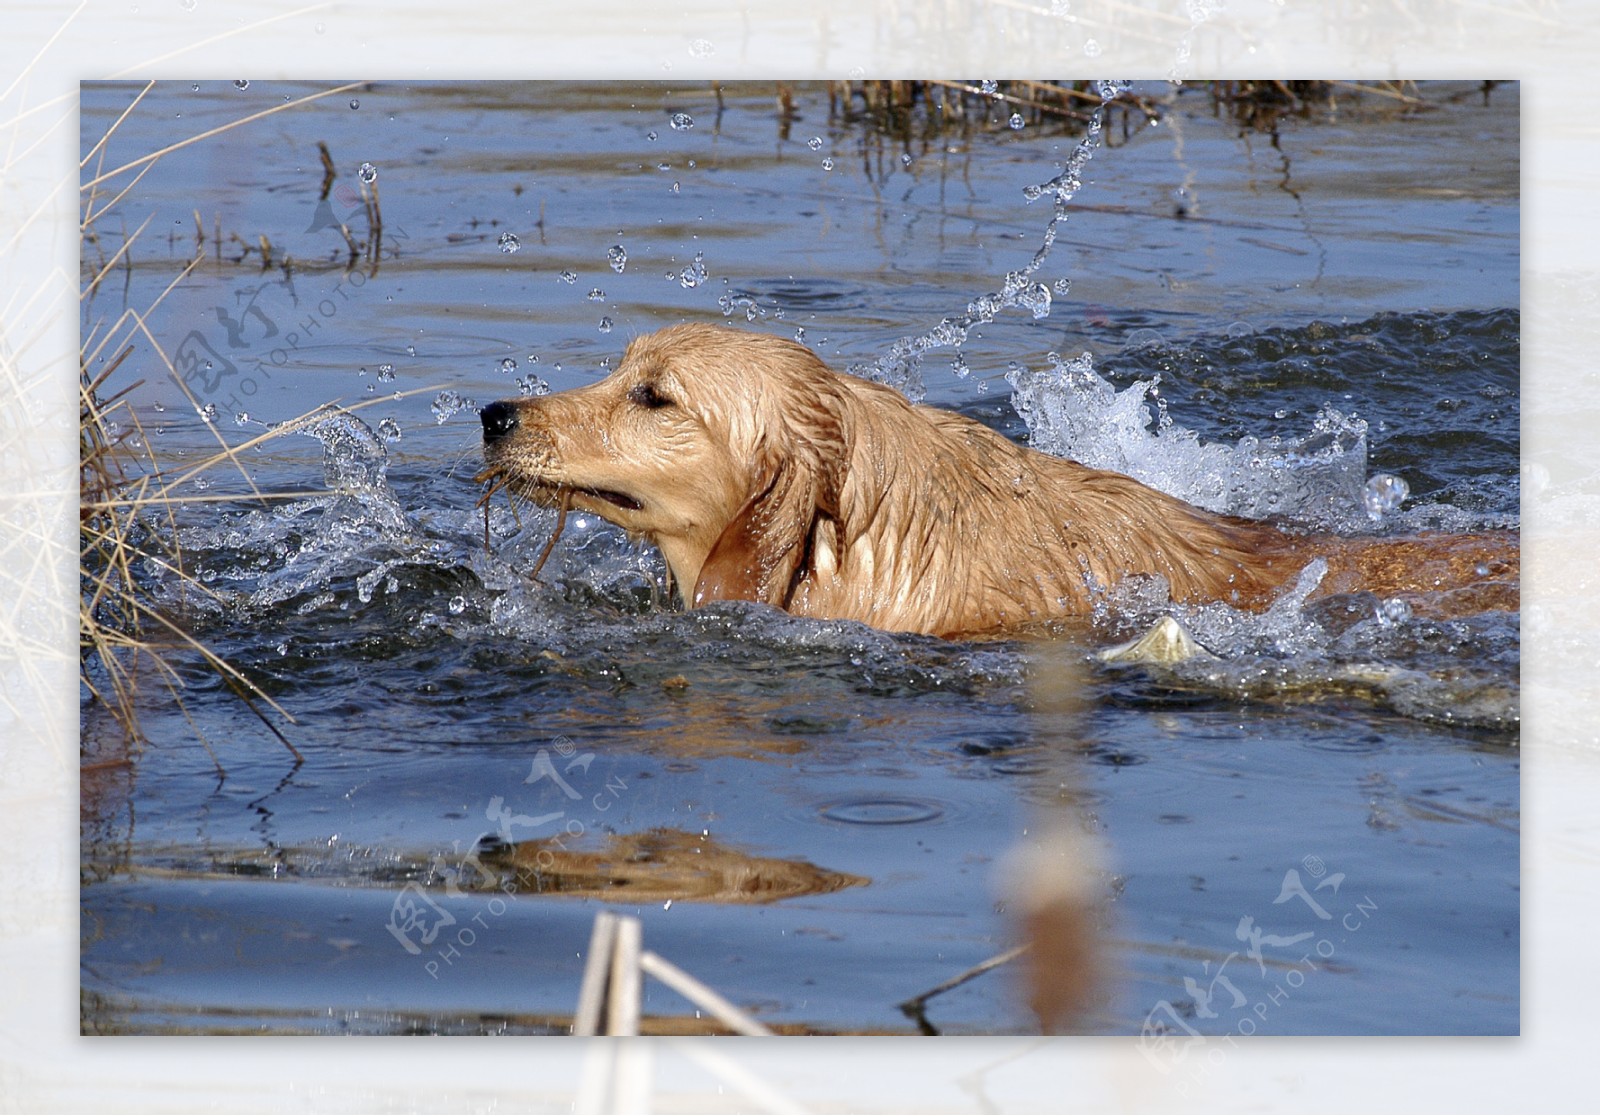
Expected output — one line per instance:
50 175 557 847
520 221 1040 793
445 442 485 481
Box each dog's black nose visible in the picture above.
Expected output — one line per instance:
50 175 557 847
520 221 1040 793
480 400 519 444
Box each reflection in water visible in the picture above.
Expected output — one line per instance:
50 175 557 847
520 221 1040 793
1011 641 1108 1034
478 827 868 904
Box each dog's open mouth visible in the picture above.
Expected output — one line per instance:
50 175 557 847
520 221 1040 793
570 484 642 512
477 467 643 514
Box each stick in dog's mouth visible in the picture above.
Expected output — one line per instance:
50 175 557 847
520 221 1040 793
474 466 575 581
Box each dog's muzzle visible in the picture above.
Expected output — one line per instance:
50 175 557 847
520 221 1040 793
481 401 519 445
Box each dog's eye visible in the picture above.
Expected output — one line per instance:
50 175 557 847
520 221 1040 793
628 383 673 410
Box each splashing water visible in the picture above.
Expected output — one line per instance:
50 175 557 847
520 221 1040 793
1008 350 1375 529
857 82 1126 400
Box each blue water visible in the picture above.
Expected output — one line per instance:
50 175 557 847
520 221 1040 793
80 80 1518 1036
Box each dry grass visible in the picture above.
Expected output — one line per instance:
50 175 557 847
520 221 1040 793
78 280 303 769
78 82 368 769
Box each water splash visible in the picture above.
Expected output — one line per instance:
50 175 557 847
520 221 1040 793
857 81 1126 400
1008 350 1373 528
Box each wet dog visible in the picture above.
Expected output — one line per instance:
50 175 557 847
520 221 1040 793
478 323 1516 638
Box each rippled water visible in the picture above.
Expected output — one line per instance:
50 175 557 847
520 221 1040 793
80 81 1518 1036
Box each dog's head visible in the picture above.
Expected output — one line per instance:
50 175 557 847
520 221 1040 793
480 323 848 608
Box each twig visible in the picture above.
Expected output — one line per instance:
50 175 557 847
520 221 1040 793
640 951 774 1037
316 140 336 200
608 915 642 1037
573 911 618 1036
527 490 570 581
898 943 1031 1018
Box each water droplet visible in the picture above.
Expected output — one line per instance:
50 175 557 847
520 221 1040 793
951 352 970 379
180 0 196 10
1008 112 1025 130
821 157 834 171
448 595 468 615
234 411 251 426
587 288 605 302
900 153 913 168
807 136 823 151
378 418 402 441
430 389 476 424
607 244 627 272
358 161 377 183
1053 278 1072 296
1363 473 1410 520
406 343 416 356
314 20 325 33
688 38 714 57
678 251 706 288
669 112 694 131
376 364 396 383
515 375 550 397
1377 597 1413 627
669 181 680 194
979 79 999 96
598 316 613 333
233 79 249 90
349 98 360 110
497 231 520 254
189 82 200 92
1084 38 1102 56
646 129 658 141
558 270 577 284
499 357 517 374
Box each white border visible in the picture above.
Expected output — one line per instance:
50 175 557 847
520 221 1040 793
5 1 1591 1111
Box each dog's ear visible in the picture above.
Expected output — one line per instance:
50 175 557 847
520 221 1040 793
693 386 846 610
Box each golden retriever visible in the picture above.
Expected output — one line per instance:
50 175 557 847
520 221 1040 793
477 323 1516 639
